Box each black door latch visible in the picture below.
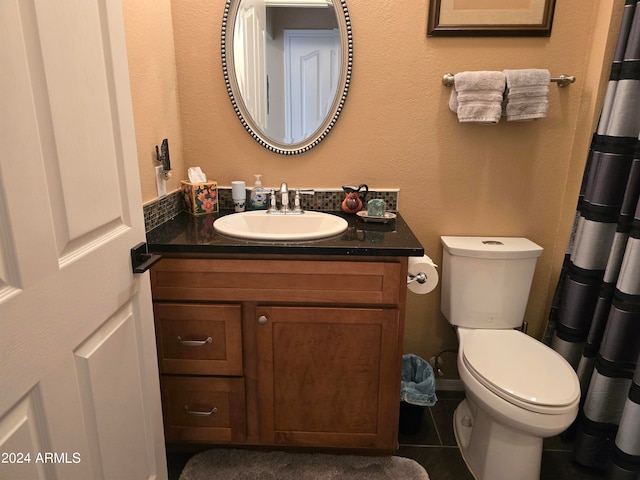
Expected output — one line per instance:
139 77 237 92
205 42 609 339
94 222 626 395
130 242 162 274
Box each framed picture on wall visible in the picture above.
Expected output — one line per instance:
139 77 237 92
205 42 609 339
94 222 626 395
427 0 556 37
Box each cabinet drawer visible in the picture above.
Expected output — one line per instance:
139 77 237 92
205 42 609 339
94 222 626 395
154 303 242 375
161 376 246 443
151 258 403 305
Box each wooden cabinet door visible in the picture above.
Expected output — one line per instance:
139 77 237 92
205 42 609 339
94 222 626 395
255 306 401 451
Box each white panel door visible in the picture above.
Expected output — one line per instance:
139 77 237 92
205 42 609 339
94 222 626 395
235 0 267 130
0 1 166 479
284 29 340 143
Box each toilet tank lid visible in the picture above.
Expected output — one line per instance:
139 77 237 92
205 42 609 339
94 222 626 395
441 236 543 259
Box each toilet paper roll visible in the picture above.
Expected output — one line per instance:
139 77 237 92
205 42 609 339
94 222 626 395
407 255 439 294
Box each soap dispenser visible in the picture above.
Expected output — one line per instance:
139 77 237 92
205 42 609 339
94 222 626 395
250 174 268 210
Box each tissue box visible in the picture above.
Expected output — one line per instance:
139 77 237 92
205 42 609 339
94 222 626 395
181 181 218 215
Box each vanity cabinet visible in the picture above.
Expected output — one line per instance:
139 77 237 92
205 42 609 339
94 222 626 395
150 255 408 453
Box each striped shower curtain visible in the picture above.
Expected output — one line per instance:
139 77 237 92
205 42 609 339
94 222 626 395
543 2 640 478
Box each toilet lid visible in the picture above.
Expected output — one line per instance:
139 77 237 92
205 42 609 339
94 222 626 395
462 329 579 408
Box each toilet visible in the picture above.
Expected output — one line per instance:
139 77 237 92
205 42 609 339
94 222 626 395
440 236 580 480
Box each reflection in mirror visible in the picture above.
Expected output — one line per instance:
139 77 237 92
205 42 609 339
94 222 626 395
222 0 353 155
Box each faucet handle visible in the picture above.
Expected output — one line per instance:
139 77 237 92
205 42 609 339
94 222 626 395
293 190 302 213
267 189 278 213
293 189 314 213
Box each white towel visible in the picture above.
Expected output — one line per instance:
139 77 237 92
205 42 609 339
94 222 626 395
503 69 550 121
449 71 505 124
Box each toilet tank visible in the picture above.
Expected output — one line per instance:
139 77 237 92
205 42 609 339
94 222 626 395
440 236 543 329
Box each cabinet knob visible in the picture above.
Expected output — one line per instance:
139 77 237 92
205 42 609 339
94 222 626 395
258 315 268 325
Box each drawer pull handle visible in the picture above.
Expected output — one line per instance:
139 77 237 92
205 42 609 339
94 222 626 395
184 405 218 417
176 336 213 347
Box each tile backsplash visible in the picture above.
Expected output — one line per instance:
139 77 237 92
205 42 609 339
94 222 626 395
143 191 183 232
144 188 399 232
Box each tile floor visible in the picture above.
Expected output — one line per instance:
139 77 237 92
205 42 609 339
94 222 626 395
167 390 605 480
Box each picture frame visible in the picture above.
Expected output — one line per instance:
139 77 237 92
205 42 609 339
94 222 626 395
427 0 556 37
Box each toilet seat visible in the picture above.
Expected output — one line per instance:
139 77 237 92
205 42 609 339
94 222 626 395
462 329 579 414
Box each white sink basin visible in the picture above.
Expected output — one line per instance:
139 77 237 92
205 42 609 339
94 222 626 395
213 210 348 241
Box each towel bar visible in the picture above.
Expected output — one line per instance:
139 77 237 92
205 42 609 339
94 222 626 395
442 72 576 88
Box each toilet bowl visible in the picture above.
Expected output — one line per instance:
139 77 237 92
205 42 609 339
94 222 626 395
454 328 579 480
439 236 580 480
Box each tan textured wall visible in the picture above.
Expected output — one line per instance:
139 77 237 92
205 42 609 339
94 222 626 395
124 0 624 378
121 0 184 203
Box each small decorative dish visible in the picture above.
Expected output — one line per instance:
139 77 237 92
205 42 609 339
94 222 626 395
356 211 397 223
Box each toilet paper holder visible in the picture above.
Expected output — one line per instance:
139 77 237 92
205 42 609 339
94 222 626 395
407 271 428 285
406 255 439 294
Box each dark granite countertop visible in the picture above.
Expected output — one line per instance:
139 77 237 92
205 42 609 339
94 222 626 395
146 210 424 257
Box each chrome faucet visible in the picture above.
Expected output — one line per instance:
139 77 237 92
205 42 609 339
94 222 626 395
266 182 314 214
266 183 290 214
280 182 290 213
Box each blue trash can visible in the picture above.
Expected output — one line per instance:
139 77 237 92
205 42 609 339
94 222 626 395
399 354 437 435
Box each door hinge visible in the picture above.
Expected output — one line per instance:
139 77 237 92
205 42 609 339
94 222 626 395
130 242 162 274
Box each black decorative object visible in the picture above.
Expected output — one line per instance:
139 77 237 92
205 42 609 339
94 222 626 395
155 138 171 173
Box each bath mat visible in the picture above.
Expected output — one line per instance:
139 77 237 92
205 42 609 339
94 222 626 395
178 448 430 480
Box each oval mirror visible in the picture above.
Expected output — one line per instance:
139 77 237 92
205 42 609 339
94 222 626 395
222 0 353 155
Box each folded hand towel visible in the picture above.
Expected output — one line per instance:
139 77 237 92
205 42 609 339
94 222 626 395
449 71 506 124
503 69 550 121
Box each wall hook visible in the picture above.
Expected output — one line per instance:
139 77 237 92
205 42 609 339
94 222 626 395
155 138 171 179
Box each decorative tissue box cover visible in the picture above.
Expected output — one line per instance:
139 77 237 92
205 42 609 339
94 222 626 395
181 181 218 215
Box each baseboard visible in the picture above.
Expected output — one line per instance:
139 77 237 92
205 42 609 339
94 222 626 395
435 379 464 391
